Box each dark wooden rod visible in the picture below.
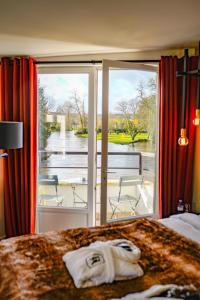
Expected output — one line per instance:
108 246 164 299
34 59 160 65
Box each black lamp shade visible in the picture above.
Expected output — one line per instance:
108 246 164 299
0 122 23 149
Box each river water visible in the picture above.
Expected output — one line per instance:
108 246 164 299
41 131 155 180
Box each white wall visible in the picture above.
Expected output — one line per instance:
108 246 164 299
36 48 196 62
37 207 88 232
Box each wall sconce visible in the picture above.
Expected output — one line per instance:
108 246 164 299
178 49 189 146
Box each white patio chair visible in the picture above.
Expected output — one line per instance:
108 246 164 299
109 175 144 219
39 174 64 206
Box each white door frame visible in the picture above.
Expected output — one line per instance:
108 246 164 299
37 66 97 228
100 59 158 225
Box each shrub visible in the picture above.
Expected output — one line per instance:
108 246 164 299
75 128 88 135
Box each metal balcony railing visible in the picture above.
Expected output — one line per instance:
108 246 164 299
39 151 143 175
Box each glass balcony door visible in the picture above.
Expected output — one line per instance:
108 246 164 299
100 60 158 224
37 66 97 228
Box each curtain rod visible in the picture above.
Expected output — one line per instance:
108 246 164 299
34 59 160 65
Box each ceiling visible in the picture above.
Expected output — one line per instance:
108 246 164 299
0 0 200 57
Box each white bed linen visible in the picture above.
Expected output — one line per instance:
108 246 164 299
160 213 200 244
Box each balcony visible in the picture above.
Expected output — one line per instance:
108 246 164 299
38 151 155 222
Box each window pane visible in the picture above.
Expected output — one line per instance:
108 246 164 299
38 73 89 208
98 68 158 221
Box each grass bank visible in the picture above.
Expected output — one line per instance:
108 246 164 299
78 132 148 145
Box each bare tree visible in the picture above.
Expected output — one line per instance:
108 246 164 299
136 78 157 142
70 90 86 130
136 81 145 101
57 100 73 130
116 98 141 142
46 96 55 112
116 100 130 119
128 98 138 116
148 77 157 95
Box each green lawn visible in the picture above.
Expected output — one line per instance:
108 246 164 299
79 132 149 145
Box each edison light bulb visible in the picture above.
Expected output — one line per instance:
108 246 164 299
178 128 189 146
193 109 200 126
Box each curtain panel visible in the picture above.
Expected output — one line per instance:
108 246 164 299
0 57 37 237
159 56 197 218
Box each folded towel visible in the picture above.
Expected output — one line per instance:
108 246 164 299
63 239 143 288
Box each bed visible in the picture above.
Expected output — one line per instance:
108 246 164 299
160 212 200 244
0 215 200 299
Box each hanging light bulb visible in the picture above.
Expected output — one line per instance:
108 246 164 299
178 50 189 146
178 128 189 146
193 109 200 126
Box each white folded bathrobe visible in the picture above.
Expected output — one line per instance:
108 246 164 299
63 239 143 288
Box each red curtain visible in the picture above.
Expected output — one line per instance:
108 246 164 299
0 57 37 237
159 56 197 218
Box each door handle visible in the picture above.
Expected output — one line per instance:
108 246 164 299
102 169 107 181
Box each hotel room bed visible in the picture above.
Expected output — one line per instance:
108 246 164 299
160 212 200 244
0 216 200 300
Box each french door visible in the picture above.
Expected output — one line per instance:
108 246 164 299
37 66 97 231
36 61 158 231
100 60 158 224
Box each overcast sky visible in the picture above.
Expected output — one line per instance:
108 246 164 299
39 69 157 114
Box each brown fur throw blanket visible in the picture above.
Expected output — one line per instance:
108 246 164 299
0 218 200 299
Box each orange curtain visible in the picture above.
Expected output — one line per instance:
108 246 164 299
159 56 197 218
0 57 37 237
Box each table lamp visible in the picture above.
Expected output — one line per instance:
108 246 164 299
0 122 23 158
